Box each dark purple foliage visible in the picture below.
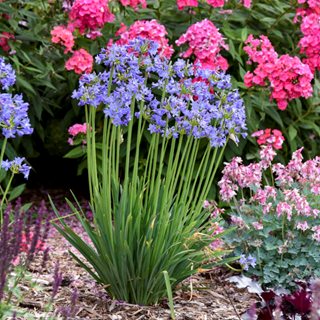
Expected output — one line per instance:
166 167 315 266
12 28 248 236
52 262 63 299
0 200 49 302
245 283 317 320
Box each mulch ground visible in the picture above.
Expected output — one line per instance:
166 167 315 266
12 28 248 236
16 189 258 320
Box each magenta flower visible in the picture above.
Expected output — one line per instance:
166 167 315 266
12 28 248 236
176 19 229 71
65 49 93 74
51 25 74 53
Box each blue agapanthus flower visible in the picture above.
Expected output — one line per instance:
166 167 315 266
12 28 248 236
72 38 247 146
0 57 16 91
239 254 257 271
0 93 33 138
1 157 31 179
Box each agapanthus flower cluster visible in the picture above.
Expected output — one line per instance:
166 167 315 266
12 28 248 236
65 49 93 74
239 254 256 271
51 25 75 53
244 35 313 110
295 0 320 73
0 57 15 90
0 93 33 138
69 0 114 35
119 0 147 10
176 19 229 71
72 38 247 147
115 20 174 59
1 157 31 179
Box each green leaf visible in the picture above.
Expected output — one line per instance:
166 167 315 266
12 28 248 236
288 125 297 141
64 146 86 159
8 183 26 201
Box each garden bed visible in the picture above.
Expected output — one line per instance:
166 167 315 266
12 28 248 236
18 190 256 320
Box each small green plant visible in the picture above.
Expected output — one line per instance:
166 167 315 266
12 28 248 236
51 38 247 305
219 129 320 290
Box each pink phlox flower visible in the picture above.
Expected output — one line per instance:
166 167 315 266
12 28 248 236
65 49 93 74
68 123 88 136
0 32 14 52
51 25 75 53
296 0 320 73
242 0 251 7
176 19 229 71
244 35 313 110
69 0 114 35
296 221 309 231
206 0 225 7
276 202 293 220
252 128 285 150
244 35 278 65
119 0 147 10
115 20 174 59
177 0 198 10
269 55 313 110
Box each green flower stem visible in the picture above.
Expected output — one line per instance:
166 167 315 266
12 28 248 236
0 137 7 166
0 172 14 222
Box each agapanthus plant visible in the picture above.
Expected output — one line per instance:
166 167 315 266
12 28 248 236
52 38 246 305
0 57 33 223
218 129 320 290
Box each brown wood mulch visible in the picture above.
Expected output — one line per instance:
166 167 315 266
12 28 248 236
15 228 258 320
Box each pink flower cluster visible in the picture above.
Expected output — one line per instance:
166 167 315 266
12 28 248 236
115 20 174 59
68 122 88 145
119 0 147 10
69 0 114 35
252 128 285 150
0 32 14 52
176 0 251 10
65 49 93 74
51 0 115 74
295 0 320 73
218 133 320 242
244 35 313 110
51 26 75 53
176 19 229 71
